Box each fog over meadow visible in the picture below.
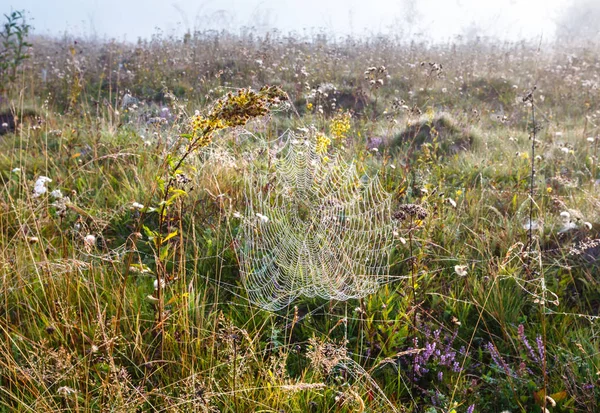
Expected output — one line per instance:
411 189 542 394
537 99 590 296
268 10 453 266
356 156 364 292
7 0 600 44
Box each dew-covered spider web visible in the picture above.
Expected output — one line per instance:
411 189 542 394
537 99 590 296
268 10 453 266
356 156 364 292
236 131 395 311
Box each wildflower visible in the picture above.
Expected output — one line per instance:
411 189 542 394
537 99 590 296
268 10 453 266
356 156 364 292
57 386 77 396
315 133 331 154
330 112 351 139
447 198 457 208
84 234 96 247
11 167 20 173
33 176 52 197
454 265 468 277
50 189 63 199
466 405 475 413
587 137 596 143
518 324 539 363
190 86 287 149
131 202 144 210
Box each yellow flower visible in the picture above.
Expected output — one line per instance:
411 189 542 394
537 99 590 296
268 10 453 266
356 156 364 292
330 111 351 139
315 133 331 154
189 86 287 149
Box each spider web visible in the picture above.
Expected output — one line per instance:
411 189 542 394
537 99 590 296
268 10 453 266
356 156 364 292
236 131 394 311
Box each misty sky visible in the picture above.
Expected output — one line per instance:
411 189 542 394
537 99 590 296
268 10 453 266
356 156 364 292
9 0 571 42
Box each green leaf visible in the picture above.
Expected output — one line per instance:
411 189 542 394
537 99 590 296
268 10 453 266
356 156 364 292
163 230 179 243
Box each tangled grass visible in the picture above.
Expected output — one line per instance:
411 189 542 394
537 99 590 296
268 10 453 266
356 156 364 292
1 26 600 412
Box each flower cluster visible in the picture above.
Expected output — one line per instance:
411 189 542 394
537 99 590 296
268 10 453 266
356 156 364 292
189 85 287 148
364 66 388 88
392 204 428 221
209 85 287 128
315 132 331 154
404 328 464 381
330 111 351 139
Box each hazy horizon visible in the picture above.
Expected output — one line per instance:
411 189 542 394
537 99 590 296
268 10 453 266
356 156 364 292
6 0 587 43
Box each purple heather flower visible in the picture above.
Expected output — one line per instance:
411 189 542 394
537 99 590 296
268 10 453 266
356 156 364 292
518 324 539 363
536 336 545 362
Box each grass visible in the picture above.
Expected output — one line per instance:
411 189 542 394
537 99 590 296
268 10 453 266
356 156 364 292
0 28 600 412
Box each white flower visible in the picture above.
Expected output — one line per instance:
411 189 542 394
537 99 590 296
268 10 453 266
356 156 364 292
50 189 63 199
587 137 596 143
57 386 77 396
256 213 269 223
84 234 96 247
33 176 52 197
11 167 20 173
560 147 570 154
454 265 468 277
447 198 457 208
132 202 144 210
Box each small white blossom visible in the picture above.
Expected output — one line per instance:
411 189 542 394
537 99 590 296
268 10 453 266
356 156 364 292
454 265 468 277
33 176 52 197
84 234 96 247
50 189 63 199
132 202 144 210
57 386 77 396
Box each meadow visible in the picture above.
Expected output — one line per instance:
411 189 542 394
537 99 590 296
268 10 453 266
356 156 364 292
1 15 600 412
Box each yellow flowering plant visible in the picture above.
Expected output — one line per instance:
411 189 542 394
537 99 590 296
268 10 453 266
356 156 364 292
135 85 288 340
